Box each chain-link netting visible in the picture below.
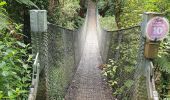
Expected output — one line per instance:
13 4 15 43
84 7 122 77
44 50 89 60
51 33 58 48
45 24 75 99
31 30 49 100
31 11 88 100
96 10 157 99
105 27 142 99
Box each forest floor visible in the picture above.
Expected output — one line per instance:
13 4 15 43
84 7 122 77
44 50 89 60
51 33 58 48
65 1 114 100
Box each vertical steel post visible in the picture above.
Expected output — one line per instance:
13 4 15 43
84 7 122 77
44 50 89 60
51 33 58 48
30 10 48 100
30 10 47 33
141 12 161 100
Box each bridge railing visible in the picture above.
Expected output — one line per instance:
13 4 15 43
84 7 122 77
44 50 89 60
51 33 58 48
99 25 159 100
107 26 142 99
96 8 159 99
146 61 159 100
28 53 40 100
29 7 89 99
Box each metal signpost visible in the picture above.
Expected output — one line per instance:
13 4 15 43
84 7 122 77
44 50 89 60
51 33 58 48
140 12 169 100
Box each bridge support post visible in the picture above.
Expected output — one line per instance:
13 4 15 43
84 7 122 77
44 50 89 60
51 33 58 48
30 10 47 33
141 12 161 100
30 10 48 100
30 10 47 54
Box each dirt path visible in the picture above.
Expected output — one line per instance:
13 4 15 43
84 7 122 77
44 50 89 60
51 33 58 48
65 1 114 100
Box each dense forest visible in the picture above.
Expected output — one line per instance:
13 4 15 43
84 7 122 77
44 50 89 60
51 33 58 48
0 0 170 99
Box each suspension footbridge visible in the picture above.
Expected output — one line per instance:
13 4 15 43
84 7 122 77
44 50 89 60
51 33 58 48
29 1 160 100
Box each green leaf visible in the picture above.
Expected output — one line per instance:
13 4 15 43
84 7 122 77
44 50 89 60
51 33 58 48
8 91 12 97
27 55 33 62
0 61 6 68
111 81 117 86
103 72 107 76
2 71 9 77
0 45 5 50
15 0 39 9
16 41 26 48
0 91 3 99
0 1 7 6
23 64 28 69
112 67 116 72
124 80 134 88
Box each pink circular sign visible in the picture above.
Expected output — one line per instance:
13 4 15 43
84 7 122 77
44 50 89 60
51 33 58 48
146 17 169 41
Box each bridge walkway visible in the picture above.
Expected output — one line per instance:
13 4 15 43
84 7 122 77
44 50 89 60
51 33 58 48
65 2 114 100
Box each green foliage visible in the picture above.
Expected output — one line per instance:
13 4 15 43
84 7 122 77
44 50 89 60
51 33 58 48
121 0 170 27
31 0 48 10
154 36 170 98
0 1 9 30
103 28 139 98
103 59 118 81
155 36 170 73
99 16 117 31
104 58 135 96
0 23 32 99
97 0 114 16
0 1 32 99
49 0 82 29
15 0 38 8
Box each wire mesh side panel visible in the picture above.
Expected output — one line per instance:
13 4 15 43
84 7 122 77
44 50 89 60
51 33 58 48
31 31 48 100
74 8 88 67
45 24 75 99
74 21 88 67
97 29 113 63
33 23 87 99
32 8 88 99
102 26 150 99
96 13 113 63
105 31 119 61
132 29 150 100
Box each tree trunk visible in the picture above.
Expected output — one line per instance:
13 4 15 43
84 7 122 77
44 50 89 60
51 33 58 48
79 0 87 18
99 4 110 17
48 0 59 16
23 7 31 45
98 0 110 17
114 0 122 29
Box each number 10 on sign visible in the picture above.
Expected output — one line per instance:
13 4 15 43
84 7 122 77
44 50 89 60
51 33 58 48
146 17 169 41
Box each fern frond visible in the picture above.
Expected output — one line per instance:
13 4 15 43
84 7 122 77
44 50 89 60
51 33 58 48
15 0 39 9
155 56 170 73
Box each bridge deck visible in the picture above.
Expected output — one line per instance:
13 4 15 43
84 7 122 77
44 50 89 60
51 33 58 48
65 2 114 100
